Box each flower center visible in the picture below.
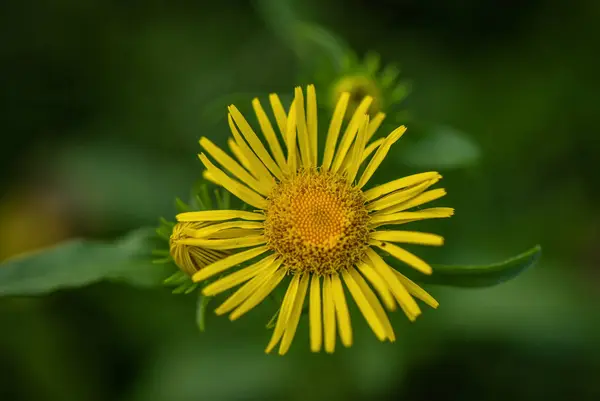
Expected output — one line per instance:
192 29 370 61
264 170 370 275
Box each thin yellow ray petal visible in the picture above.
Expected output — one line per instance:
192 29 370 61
192 245 270 282
365 112 386 142
202 255 276 296
229 105 284 179
286 99 298 171
369 240 432 275
228 138 253 173
393 270 440 309
202 170 218 185
199 137 272 196
357 125 407 188
252 98 288 172
176 210 265 222
279 273 310 355
266 274 300 353
348 266 396 341
309 275 322 352
341 268 387 341
228 114 275 186
269 93 288 145
365 249 421 317
322 92 350 171
368 179 440 212
185 221 264 238
331 97 373 173
323 275 336 353
344 115 369 183
331 274 353 347
199 154 267 209
230 263 287 320
370 208 455 227
356 261 396 311
363 172 441 202
294 87 312 168
215 261 280 315
207 228 262 239
361 138 384 164
307 85 318 166
178 235 265 250
379 188 447 215
370 231 444 246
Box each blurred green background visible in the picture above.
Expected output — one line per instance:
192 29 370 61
1 0 599 400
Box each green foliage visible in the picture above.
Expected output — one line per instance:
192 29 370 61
0 228 169 296
388 245 542 288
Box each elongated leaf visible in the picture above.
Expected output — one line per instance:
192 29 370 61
0 228 172 296
387 245 541 288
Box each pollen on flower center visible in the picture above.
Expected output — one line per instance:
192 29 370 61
264 170 370 275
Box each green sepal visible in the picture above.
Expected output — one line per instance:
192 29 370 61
196 293 211 332
388 245 542 288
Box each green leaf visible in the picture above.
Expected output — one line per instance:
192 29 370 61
391 245 541 288
0 228 172 296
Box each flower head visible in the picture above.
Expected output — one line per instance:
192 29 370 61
171 85 453 354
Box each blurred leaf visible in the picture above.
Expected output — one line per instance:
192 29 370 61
0 228 171 296
256 0 348 70
392 245 541 288
400 124 481 169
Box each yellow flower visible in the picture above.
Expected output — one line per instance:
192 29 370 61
172 85 453 355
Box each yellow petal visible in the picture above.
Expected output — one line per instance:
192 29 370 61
341 268 386 341
286 99 298 171
269 93 288 143
192 245 270 282
252 98 288 172
363 172 441 202
393 270 439 309
184 221 264 238
199 137 272 195
370 208 455 227
266 274 300 353
279 273 310 355
294 87 312 168
355 261 396 311
365 249 421 318
361 138 384 164
367 179 439 212
369 240 432 275
228 114 275 186
307 84 318 166
345 115 369 184
331 97 373 173
322 92 350 171
370 231 444 246
365 112 386 142
381 188 447 215
199 154 267 209
176 210 265 222
202 255 276 296
357 125 406 188
331 274 353 347
323 275 336 353
214 261 280 315
177 235 266 250
227 138 253 173
229 105 284 180
309 275 322 352
230 264 286 320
